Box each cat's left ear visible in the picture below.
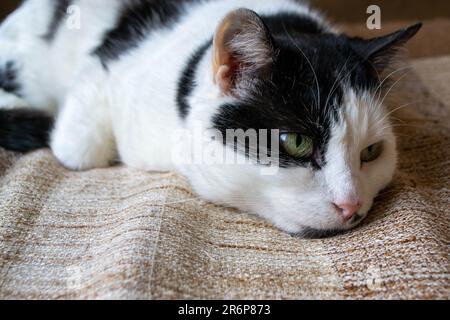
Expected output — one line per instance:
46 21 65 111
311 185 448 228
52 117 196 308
356 23 422 72
212 8 275 96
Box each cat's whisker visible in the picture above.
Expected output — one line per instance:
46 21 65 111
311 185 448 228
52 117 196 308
380 100 423 123
390 116 409 124
377 122 426 134
324 57 351 110
378 72 412 108
374 66 413 99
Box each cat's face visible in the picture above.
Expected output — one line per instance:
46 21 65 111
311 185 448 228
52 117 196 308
183 9 420 237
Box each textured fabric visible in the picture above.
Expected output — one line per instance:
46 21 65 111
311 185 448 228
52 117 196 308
0 56 449 300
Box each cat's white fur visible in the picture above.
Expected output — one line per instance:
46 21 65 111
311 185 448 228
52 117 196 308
0 0 397 234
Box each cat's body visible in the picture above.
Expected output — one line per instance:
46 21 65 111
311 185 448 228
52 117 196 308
0 0 420 237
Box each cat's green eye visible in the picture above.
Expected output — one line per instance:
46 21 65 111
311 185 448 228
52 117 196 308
280 133 314 158
361 141 384 163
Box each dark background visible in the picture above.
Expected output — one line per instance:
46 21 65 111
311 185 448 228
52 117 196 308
1 0 450 58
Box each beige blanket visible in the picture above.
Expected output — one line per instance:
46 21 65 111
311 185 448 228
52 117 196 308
0 56 449 300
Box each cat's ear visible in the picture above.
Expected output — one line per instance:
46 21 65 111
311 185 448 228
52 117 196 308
357 23 422 73
212 8 275 96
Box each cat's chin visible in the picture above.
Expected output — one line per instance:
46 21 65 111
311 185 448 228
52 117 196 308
278 213 368 239
290 226 355 239
290 228 344 239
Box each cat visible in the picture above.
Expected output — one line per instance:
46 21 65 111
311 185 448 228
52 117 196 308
0 0 421 237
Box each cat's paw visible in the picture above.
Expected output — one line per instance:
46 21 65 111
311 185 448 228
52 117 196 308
51 143 111 171
50 131 114 171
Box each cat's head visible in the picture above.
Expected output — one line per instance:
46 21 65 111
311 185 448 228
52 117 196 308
184 9 421 237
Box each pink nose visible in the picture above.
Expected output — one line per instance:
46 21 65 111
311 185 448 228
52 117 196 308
333 202 362 222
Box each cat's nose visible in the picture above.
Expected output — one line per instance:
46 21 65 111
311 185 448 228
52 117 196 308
333 202 362 222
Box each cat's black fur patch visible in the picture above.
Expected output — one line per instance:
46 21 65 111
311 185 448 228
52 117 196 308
43 0 72 42
0 61 21 95
93 0 199 67
211 14 381 169
0 109 53 152
177 39 212 119
263 12 327 35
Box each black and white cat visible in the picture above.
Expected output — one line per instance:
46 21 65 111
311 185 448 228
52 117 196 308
0 0 421 237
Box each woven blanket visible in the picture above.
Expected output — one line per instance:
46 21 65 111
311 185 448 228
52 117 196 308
0 55 449 300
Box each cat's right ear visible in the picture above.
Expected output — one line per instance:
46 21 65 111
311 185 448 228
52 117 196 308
212 8 275 96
